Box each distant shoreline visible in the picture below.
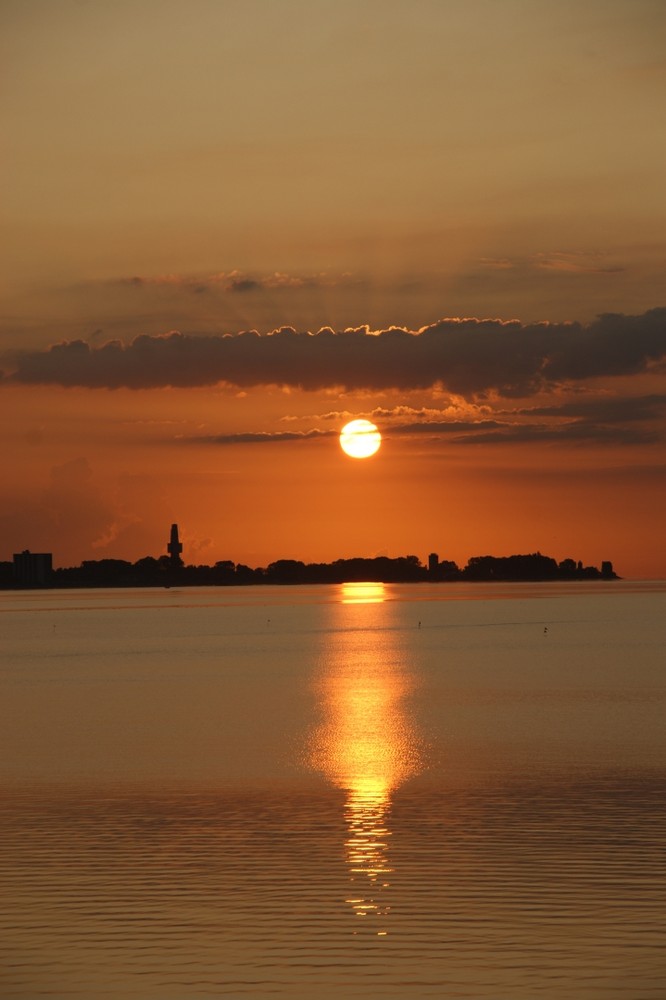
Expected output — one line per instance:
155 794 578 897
2 551 618 590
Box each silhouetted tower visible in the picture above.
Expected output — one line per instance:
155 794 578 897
167 523 183 567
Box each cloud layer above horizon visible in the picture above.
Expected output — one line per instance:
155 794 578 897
3 309 665 398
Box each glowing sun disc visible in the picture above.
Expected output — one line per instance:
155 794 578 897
340 419 382 459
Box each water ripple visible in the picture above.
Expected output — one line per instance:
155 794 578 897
1 778 665 999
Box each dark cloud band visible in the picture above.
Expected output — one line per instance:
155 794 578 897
3 308 664 396
189 429 334 445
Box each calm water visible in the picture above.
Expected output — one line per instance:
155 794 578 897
1 581 664 999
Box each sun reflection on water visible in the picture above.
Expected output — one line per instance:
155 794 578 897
340 581 387 605
310 582 422 930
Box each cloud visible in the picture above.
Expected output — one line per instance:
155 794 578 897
227 277 262 293
182 390 666 450
113 269 360 295
3 308 665 396
477 250 626 275
516 394 666 423
186 429 334 445
532 251 625 274
440 392 666 446
282 402 484 424
117 274 207 291
452 422 660 446
398 420 508 436
389 417 662 448
182 412 660 449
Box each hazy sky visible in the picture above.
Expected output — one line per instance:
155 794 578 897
1 0 665 576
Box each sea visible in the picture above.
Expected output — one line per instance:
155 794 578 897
1 580 664 1000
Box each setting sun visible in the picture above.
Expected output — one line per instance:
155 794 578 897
339 420 382 459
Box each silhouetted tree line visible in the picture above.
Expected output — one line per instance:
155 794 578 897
0 551 617 589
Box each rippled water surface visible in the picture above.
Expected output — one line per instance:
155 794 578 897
1 581 664 999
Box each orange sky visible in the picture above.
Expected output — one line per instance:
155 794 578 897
1 1 665 577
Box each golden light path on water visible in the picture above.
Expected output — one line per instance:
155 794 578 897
309 582 423 931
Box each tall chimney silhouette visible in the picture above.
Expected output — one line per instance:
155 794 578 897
167 523 183 567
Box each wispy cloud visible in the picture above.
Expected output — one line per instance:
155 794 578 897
113 270 362 295
177 391 665 450
452 422 660 446
532 251 625 274
477 250 626 275
185 429 334 445
392 393 666 447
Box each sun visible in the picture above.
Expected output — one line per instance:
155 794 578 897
339 419 382 459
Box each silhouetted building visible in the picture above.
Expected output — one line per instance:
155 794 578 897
601 560 614 578
428 552 439 575
167 523 183 567
13 550 53 587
